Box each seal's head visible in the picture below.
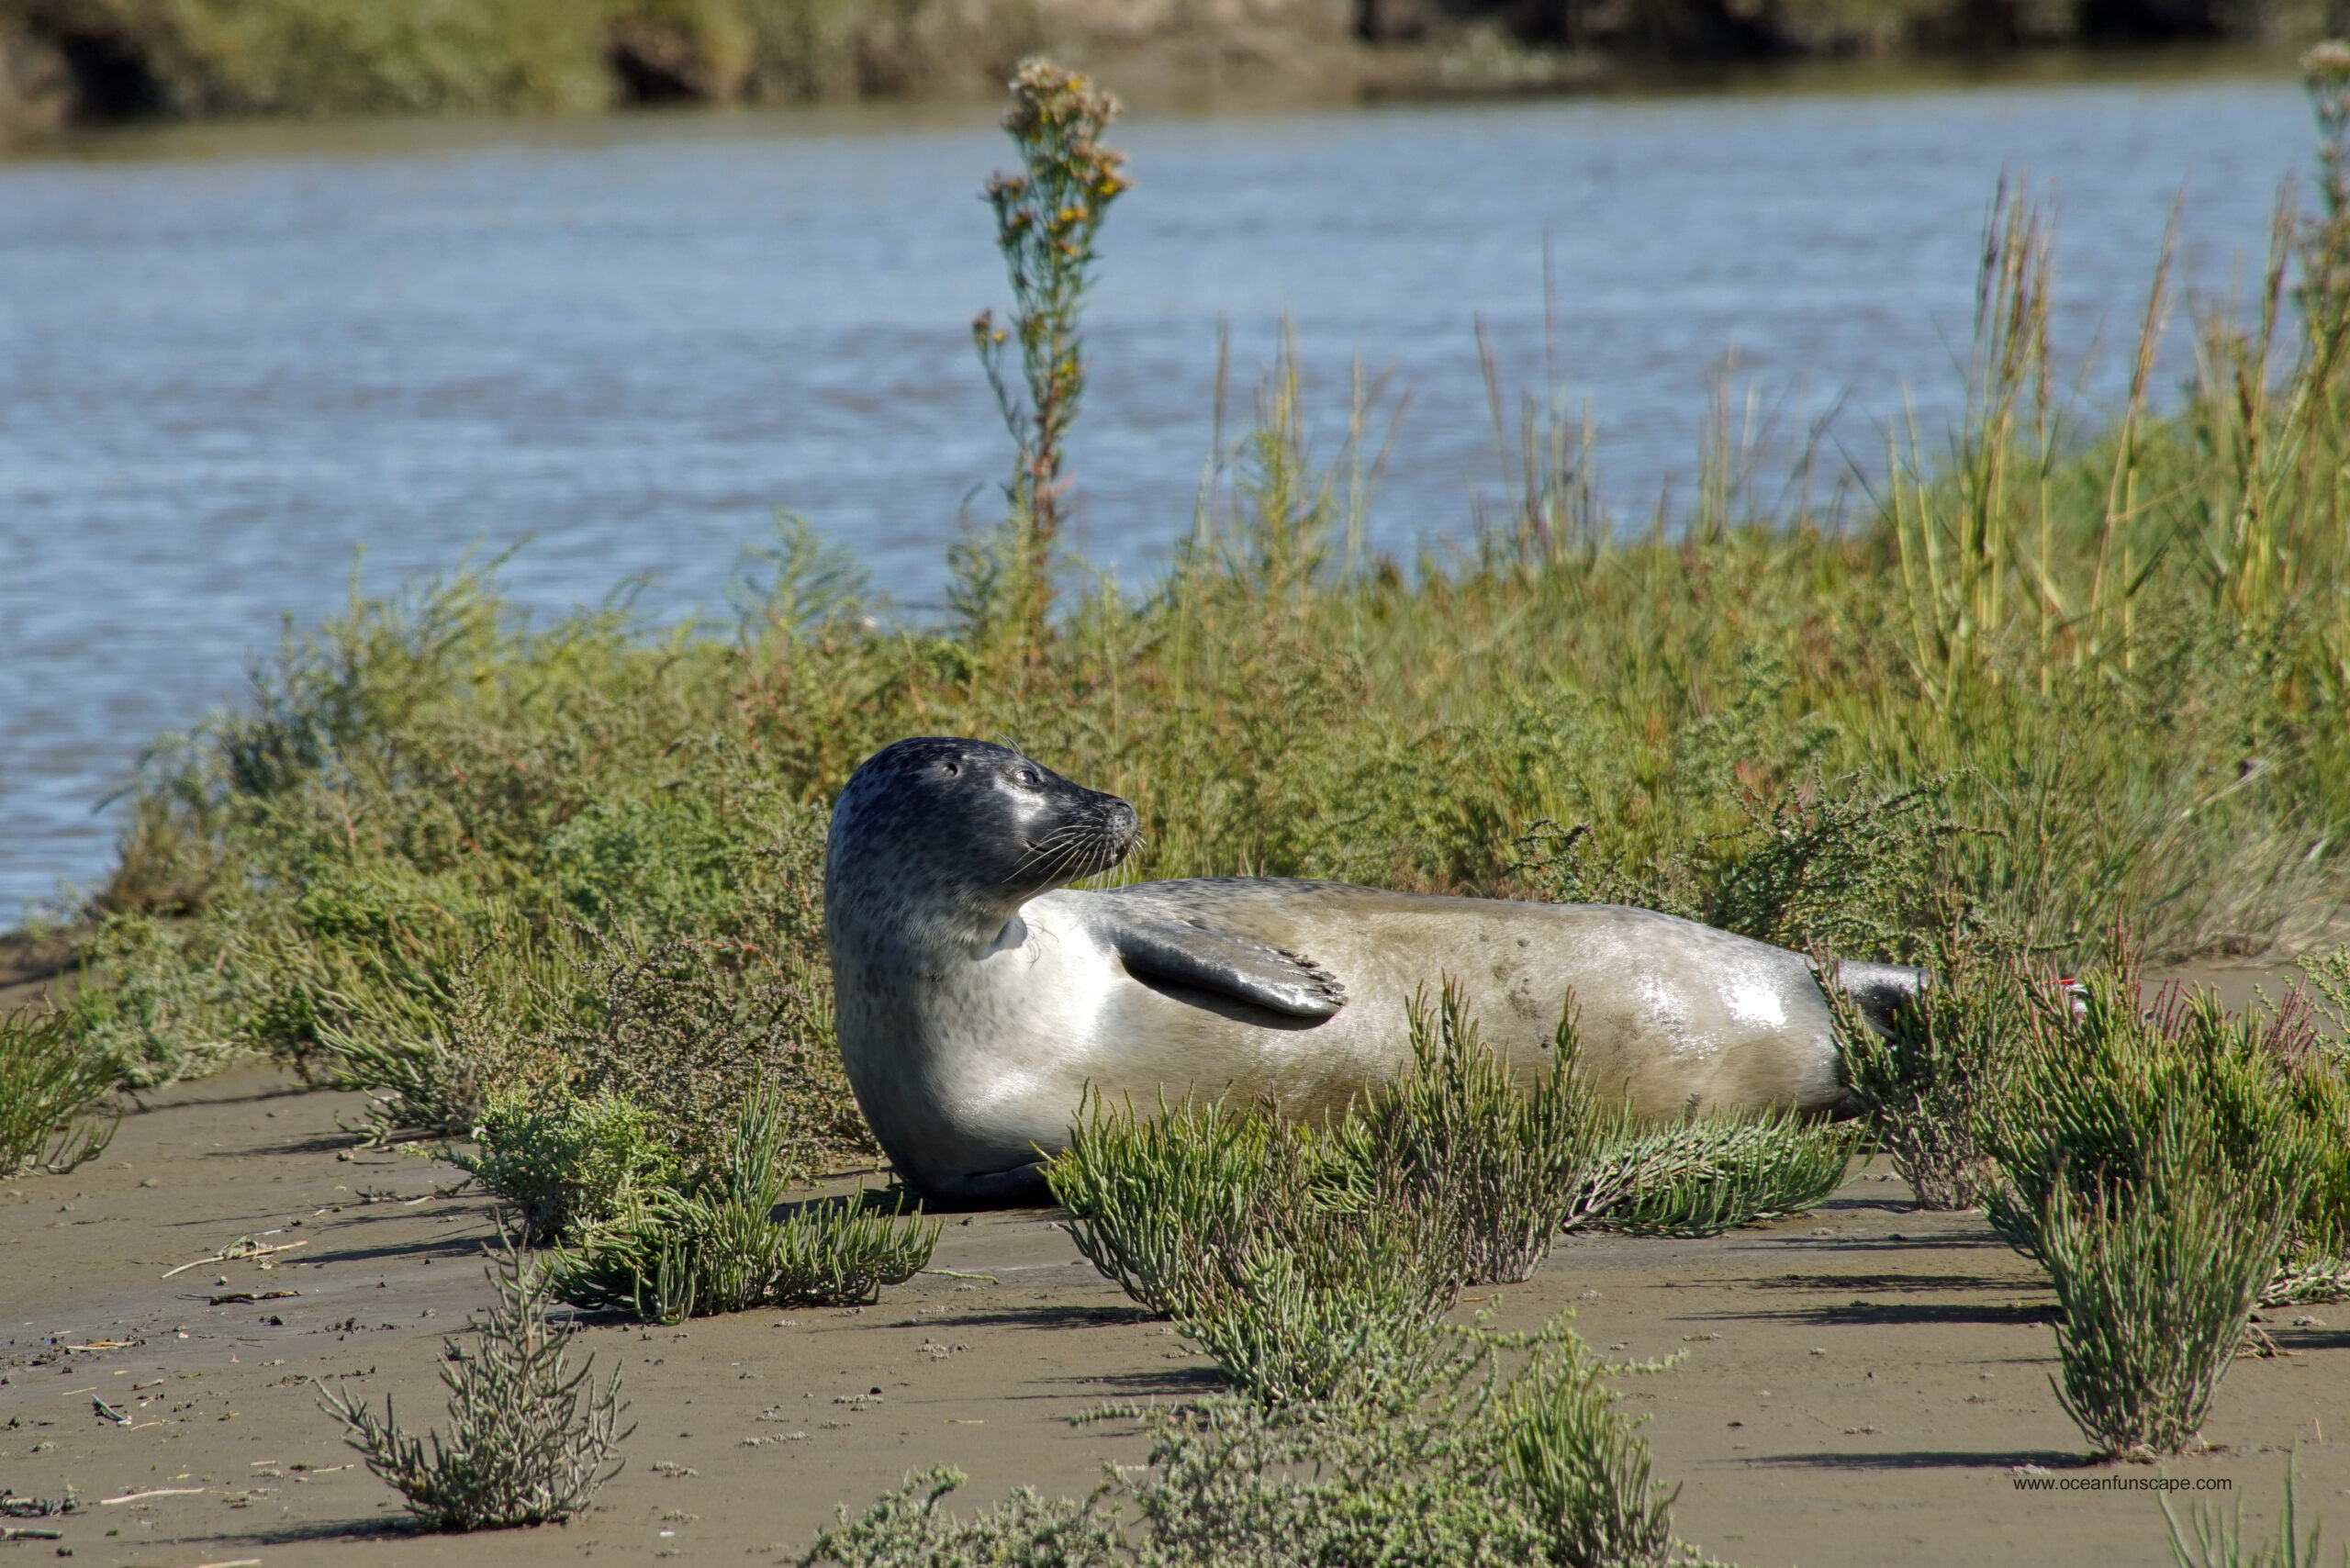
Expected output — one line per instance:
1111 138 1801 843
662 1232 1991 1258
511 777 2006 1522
826 737 1138 948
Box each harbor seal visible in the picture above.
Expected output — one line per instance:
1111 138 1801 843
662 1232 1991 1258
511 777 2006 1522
825 736 1922 1205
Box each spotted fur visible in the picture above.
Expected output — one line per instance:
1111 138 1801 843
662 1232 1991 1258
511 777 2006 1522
825 737 1922 1206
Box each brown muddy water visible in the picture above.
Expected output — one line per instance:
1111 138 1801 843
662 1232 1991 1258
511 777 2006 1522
0 64 2317 922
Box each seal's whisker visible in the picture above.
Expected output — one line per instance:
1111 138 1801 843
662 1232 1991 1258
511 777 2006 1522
1063 824 1123 880
1005 812 1143 887
1007 823 1087 873
1008 822 1100 884
1050 830 1103 879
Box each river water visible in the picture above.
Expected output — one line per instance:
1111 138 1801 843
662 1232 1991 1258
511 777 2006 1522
0 65 2315 924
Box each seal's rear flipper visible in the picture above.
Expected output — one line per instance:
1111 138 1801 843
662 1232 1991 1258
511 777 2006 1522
1830 959 1929 1036
1100 910 1348 1020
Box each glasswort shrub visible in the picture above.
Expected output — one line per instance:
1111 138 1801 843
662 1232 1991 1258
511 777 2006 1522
1328 980 1681 1284
1047 1093 1459 1405
1982 964 2324 1271
2041 1159 2300 1462
1826 909 2026 1210
801 1313 1694 1568
320 1235 631 1530
0 1005 118 1176
550 1091 936 1323
1596 1112 1860 1238
457 1087 680 1246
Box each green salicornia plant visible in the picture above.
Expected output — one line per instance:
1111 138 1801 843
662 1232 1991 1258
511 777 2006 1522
1052 983 1857 1391
320 1236 631 1530
1048 1092 1460 1405
2265 957 2350 1305
1982 967 2322 1270
550 1091 937 1323
1977 958 2350 1456
0 1007 118 1176
1504 1335 1681 1568
1169 1201 1461 1407
1986 955 2350 1306
1597 1113 1860 1238
458 1088 681 1246
1049 988 1853 1405
802 1314 1693 1568
2308 944 2350 1051
2041 1160 2300 1462
960 58 1130 657
2164 1448 2344 1568
1332 981 1673 1283
1051 1092 1458 1405
1827 913 2025 1209
313 904 581 1145
1048 1092 1298 1320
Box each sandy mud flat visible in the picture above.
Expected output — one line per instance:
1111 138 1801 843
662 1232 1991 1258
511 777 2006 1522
3 1024 2345 1566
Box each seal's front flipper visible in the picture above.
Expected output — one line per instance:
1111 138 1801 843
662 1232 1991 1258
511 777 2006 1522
1102 911 1347 1019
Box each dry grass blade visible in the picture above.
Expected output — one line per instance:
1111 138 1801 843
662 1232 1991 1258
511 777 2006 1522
161 1238 308 1279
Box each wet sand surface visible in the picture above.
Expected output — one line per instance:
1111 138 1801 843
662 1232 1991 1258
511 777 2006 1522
2 958 2344 1566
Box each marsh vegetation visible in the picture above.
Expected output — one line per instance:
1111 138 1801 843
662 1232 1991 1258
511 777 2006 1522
4 44 2350 1547
319 1236 632 1529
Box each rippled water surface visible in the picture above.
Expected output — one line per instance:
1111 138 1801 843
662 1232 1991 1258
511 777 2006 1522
0 69 2313 922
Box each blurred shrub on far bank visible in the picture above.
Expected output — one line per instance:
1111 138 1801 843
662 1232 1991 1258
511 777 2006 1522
2 0 2339 133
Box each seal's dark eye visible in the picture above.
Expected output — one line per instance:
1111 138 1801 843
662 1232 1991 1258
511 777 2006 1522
941 761 958 777
1014 767 1039 788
